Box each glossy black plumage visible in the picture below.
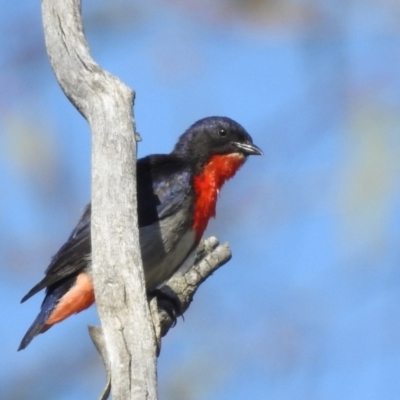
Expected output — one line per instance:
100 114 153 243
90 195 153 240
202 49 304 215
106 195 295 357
19 116 262 350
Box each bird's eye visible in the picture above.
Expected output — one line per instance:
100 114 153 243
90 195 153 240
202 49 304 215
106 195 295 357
218 128 227 137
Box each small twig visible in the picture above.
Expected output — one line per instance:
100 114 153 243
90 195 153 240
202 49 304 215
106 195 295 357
155 236 232 338
88 326 111 400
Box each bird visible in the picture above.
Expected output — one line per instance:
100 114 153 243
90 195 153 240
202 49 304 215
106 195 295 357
18 116 262 350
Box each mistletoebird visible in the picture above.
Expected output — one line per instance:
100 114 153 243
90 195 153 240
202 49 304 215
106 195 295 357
19 116 262 350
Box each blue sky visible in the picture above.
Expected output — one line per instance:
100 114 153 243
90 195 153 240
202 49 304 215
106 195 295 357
2 1 400 399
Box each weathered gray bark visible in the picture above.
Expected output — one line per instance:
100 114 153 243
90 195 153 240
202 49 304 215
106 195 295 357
41 1 232 399
41 1 157 399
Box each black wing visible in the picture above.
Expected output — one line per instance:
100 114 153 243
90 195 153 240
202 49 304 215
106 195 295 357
136 155 193 227
21 155 192 302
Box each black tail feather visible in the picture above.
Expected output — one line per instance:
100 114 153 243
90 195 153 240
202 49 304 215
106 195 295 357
18 313 48 351
19 275 76 350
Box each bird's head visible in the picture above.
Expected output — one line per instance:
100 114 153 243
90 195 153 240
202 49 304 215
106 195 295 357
172 116 263 169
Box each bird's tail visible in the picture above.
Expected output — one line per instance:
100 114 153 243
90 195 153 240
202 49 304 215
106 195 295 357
18 310 51 351
18 276 74 351
18 273 95 351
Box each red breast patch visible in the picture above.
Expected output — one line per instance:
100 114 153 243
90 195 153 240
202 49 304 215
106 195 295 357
193 153 245 238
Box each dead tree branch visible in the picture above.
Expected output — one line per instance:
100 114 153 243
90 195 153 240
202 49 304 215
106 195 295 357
41 1 157 399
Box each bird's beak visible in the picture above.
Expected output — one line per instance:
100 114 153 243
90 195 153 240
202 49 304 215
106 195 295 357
232 141 263 156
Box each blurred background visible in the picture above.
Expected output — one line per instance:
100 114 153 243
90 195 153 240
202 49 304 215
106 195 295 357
2 0 400 399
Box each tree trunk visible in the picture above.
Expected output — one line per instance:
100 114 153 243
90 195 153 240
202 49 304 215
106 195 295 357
41 1 157 398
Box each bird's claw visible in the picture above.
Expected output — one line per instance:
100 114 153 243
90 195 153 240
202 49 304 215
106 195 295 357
150 287 183 327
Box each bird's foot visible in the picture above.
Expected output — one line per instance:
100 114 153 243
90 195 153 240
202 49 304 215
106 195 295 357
149 286 183 327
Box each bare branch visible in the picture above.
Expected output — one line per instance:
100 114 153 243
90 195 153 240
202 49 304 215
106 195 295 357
89 237 232 398
41 1 157 399
156 237 232 338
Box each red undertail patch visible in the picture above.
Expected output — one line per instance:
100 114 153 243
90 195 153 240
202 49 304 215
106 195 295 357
43 272 95 329
193 153 245 238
